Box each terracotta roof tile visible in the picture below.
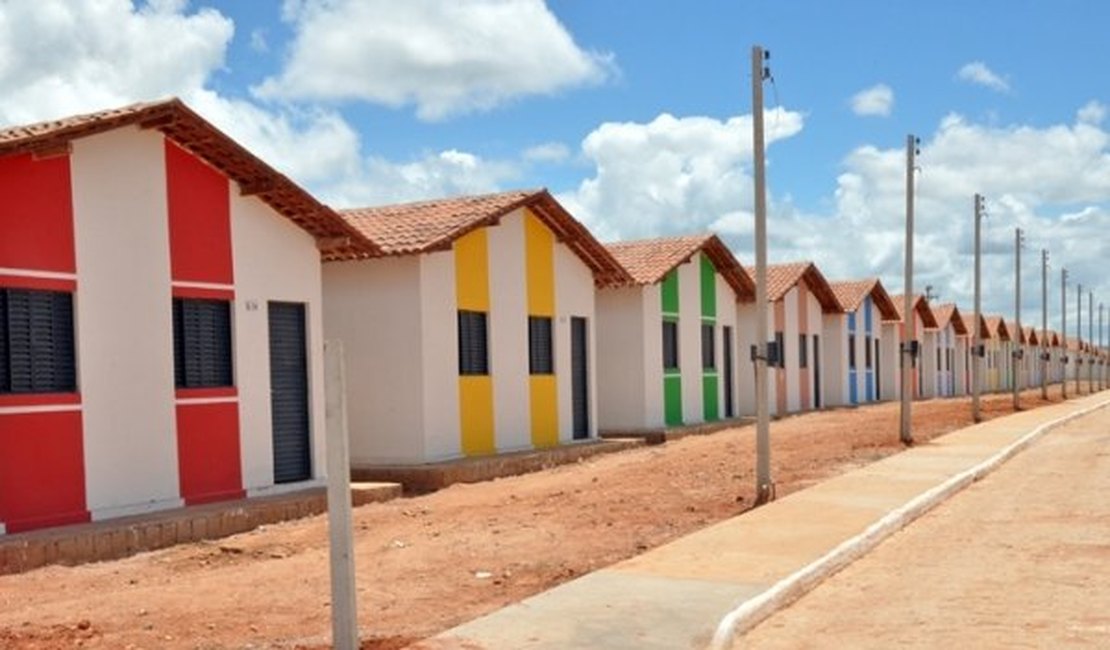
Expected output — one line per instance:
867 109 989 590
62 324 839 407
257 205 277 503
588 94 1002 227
740 261 842 313
888 294 940 328
931 303 969 335
606 234 754 300
983 316 1012 341
0 98 377 259
339 189 629 287
827 278 899 320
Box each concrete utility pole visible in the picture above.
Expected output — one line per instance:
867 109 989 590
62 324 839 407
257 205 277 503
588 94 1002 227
1041 249 1049 400
1076 282 1082 395
751 45 773 505
1012 228 1023 410
1100 303 1105 390
324 341 359 650
972 194 984 422
900 134 918 445
1089 291 1095 388
1061 269 1068 399
1096 299 1105 388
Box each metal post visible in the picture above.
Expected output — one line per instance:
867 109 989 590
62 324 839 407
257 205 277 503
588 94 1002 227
1061 269 1068 399
1041 249 1048 399
900 134 917 445
751 45 773 505
1012 228 1022 409
972 194 983 421
324 340 359 650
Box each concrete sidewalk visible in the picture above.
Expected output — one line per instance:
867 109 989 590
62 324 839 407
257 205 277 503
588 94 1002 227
421 391 1110 650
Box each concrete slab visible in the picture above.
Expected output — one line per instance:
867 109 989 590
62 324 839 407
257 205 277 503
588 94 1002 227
429 393 1110 650
438 571 766 650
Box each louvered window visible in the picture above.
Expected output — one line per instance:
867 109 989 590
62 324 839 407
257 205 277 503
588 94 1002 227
865 335 873 369
798 333 808 368
848 335 856 369
0 288 76 394
528 316 554 375
172 298 233 388
458 310 489 375
701 323 715 370
662 319 679 370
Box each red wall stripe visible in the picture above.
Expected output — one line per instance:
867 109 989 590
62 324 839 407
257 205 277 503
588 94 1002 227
0 274 76 292
175 402 244 506
0 392 81 408
0 153 76 274
0 411 89 533
171 285 235 301
175 387 239 400
165 140 234 285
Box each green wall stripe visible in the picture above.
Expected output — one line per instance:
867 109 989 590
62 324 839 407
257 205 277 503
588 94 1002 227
664 374 683 426
700 253 716 319
702 374 719 421
661 268 679 314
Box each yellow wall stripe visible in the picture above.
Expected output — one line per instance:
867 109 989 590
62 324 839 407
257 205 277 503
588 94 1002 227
455 228 490 311
524 209 555 316
455 228 494 456
524 209 558 446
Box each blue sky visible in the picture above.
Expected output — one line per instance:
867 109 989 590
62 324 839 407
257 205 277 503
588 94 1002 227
0 0 1107 334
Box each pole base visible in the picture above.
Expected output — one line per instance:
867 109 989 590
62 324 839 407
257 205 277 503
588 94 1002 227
754 482 776 506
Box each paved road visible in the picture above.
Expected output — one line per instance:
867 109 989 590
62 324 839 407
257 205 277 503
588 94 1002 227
739 406 1110 649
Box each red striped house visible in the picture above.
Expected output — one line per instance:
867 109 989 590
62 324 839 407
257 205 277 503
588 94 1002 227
0 100 376 534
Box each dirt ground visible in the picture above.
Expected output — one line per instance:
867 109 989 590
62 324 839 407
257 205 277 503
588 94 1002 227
739 396 1110 649
0 384 1095 650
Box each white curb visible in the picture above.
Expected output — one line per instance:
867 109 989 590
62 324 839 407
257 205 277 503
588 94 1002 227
709 396 1110 650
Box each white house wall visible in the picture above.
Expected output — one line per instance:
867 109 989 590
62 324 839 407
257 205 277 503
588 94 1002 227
596 287 650 430
70 128 181 519
322 257 427 465
420 251 462 461
553 240 599 441
232 193 327 491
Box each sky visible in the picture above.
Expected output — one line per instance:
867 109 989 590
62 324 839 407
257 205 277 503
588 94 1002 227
1 0 1107 338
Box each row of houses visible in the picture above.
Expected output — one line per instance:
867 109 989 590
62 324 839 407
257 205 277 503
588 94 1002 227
1 99 1106 535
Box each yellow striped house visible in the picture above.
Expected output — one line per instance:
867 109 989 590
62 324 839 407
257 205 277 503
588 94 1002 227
322 190 627 466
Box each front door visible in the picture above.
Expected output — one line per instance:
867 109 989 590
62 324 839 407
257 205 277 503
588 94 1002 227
812 334 821 409
874 339 882 400
571 316 589 440
723 325 734 418
268 302 311 483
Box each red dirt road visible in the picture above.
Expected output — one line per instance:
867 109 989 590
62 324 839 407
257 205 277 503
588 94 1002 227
740 398 1110 649
0 385 1093 649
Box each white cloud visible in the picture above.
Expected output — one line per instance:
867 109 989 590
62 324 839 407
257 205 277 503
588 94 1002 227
523 142 572 163
560 110 805 242
957 61 1010 93
1077 100 1106 125
850 84 894 117
249 28 269 53
827 110 1110 325
255 0 614 121
0 0 232 125
0 0 520 211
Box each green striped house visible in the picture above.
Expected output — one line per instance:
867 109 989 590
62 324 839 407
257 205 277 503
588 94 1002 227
596 234 754 431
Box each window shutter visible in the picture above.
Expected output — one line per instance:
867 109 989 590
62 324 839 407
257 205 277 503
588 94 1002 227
0 289 76 393
701 323 715 370
458 310 489 375
0 291 8 393
528 316 553 375
173 298 233 388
